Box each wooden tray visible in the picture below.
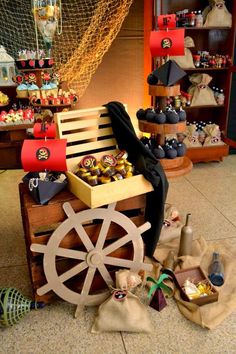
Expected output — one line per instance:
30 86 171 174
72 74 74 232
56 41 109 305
55 106 154 208
186 144 229 163
138 121 186 135
160 157 184 170
149 84 180 97
174 266 218 306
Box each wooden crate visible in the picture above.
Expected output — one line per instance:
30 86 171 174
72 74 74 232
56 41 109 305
55 106 153 208
19 183 146 303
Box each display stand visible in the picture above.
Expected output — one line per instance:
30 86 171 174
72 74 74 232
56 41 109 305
139 83 193 178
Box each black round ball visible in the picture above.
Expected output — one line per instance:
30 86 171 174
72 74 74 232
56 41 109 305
153 146 165 159
166 111 179 124
146 111 156 122
178 109 187 121
147 73 158 85
154 111 166 124
176 143 186 157
167 138 178 149
165 147 178 159
136 108 146 120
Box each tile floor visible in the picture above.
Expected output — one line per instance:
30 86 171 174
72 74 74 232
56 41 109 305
0 156 236 354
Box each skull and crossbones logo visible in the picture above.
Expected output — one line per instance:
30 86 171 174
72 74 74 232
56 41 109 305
36 147 50 161
161 38 172 49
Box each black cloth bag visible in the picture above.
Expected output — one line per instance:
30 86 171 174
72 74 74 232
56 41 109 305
104 102 169 257
23 172 67 205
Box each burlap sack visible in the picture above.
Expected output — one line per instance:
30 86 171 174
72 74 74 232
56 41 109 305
203 0 232 28
146 236 236 329
169 37 195 69
183 124 202 147
188 73 217 107
203 124 224 146
91 272 152 333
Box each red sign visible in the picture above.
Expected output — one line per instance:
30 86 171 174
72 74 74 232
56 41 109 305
150 29 185 57
21 139 67 172
157 14 176 29
33 123 57 139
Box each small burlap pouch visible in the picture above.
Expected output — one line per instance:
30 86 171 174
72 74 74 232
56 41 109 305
188 73 217 107
203 0 232 28
170 37 195 69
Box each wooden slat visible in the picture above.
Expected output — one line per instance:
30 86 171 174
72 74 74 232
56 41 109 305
55 107 109 122
63 127 114 143
57 116 111 132
66 138 117 156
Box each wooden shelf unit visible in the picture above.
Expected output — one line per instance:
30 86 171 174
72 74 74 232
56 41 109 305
144 0 236 163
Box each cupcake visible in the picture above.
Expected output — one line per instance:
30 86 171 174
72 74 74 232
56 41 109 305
16 83 28 98
28 83 40 99
40 83 52 98
50 82 58 97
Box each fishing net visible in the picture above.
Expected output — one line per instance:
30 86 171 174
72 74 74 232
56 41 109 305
0 0 134 97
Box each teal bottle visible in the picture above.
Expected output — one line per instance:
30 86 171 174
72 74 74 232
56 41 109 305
208 252 224 286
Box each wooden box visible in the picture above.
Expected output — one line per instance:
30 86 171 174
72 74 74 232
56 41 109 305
174 266 218 306
55 106 153 208
19 183 146 303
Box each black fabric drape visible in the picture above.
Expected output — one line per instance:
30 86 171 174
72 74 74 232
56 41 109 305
104 101 169 256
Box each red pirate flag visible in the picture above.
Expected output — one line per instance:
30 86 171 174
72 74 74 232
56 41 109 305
150 29 185 57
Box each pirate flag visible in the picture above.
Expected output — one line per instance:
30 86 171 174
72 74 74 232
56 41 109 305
150 29 185 57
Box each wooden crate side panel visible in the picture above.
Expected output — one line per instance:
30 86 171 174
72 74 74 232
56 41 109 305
27 214 145 249
63 126 114 143
67 171 153 209
66 137 117 156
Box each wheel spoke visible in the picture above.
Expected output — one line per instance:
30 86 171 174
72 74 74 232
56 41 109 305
97 264 114 287
95 204 115 250
103 233 132 255
37 261 88 296
74 223 94 252
104 256 136 268
55 248 87 260
81 267 96 296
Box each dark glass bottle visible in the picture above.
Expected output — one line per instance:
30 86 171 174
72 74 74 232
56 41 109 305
208 252 224 286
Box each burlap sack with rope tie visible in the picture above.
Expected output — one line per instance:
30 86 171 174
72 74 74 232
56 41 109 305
188 73 217 107
203 124 225 146
169 37 195 69
183 124 202 148
91 270 153 333
203 0 232 28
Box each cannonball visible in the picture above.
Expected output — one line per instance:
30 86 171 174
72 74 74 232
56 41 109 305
178 109 187 121
167 138 178 149
146 110 156 122
153 146 165 159
176 143 187 157
147 73 158 85
153 111 166 124
166 110 179 124
165 146 178 159
136 108 146 120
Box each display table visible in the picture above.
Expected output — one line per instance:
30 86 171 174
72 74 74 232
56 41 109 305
0 124 33 169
